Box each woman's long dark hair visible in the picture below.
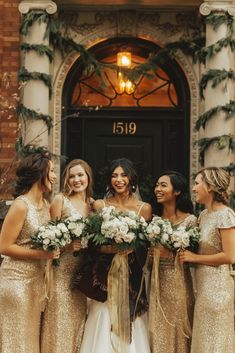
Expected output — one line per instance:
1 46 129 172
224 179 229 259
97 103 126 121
106 158 138 196
153 170 194 216
13 151 51 198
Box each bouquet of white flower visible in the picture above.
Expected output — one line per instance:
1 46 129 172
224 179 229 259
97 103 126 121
31 220 72 265
144 216 200 252
83 206 147 251
163 225 200 252
64 215 88 249
144 216 173 246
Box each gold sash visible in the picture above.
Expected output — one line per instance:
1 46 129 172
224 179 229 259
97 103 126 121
44 259 54 302
174 252 192 338
107 253 130 353
148 248 191 341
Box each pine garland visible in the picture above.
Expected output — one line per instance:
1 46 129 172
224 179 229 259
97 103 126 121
16 104 53 130
224 163 235 176
18 8 235 167
20 11 50 36
196 101 235 130
20 43 54 62
18 67 52 99
205 12 234 33
200 69 235 99
196 134 235 164
15 138 64 161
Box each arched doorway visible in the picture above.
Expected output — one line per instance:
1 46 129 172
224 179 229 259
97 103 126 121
61 37 190 200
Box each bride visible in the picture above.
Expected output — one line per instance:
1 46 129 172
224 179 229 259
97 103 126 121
72 158 152 353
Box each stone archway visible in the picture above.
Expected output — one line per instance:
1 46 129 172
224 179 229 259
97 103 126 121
52 11 200 192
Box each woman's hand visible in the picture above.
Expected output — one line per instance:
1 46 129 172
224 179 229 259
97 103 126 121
179 249 197 263
46 249 60 260
64 240 82 253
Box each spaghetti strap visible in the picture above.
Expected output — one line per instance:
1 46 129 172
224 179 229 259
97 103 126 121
102 200 106 208
137 202 146 216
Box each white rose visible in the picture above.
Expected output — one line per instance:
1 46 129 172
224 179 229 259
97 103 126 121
161 233 169 242
123 232 136 243
43 238 50 245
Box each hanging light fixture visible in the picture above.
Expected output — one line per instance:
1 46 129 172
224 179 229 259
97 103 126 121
117 51 134 94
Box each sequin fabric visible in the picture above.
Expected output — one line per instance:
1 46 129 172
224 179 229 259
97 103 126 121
41 195 87 353
150 214 197 353
0 196 50 353
191 207 235 353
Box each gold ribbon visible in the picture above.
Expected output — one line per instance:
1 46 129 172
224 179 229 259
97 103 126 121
107 253 130 353
148 248 192 345
174 252 192 338
148 247 164 336
44 259 54 302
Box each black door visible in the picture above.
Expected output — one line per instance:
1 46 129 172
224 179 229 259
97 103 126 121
62 108 187 200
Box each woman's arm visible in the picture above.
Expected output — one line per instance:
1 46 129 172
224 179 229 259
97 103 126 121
93 199 104 212
140 203 152 221
179 227 235 265
0 200 60 260
50 193 63 221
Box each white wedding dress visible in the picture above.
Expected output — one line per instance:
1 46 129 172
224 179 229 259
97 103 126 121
79 300 150 353
79 200 150 353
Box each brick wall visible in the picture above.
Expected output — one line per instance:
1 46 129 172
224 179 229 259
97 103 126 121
0 0 20 200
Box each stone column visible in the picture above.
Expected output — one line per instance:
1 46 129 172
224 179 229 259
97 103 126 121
199 0 235 166
18 1 57 147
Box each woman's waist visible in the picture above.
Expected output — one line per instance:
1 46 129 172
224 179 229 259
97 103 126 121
1 256 46 273
196 263 232 275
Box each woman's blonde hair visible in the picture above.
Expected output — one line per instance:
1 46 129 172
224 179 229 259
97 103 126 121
62 159 93 201
198 167 230 205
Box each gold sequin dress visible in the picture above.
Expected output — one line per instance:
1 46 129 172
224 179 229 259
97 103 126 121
150 214 197 353
191 207 235 353
0 196 50 353
41 196 87 353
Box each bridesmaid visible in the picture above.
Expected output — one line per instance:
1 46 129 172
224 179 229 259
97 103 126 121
149 171 196 353
41 159 94 353
0 150 59 353
179 167 235 353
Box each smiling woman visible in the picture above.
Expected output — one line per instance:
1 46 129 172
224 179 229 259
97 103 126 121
72 157 152 353
0 150 60 353
179 167 235 353
41 158 94 353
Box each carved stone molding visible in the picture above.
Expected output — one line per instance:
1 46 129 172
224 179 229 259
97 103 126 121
200 2 235 16
19 1 57 14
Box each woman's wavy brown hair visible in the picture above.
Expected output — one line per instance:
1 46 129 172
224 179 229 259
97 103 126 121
13 151 51 198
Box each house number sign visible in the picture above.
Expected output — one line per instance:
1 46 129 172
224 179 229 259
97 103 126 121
112 122 137 135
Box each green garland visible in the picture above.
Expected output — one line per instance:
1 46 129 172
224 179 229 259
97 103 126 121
205 12 234 34
15 137 64 161
196 134 235 164
200 69 235 98
20 43 54 62
196 100 235 130
224 163 235 176
20 11 49 36
16 104 53 130
18 67 52 99
18 9 235 171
